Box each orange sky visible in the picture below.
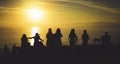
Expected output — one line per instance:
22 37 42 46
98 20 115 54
0 0 120 28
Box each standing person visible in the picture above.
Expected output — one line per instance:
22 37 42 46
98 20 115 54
102 32 111 46
46 28 53 47
3 44 10 55
32 33 44 47
12 44 17 55
21 34 29 47
0 48 2 56
68 29 78 47
81 30 89 46
54 28 63 47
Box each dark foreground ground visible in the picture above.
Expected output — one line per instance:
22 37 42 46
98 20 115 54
0 45 120 64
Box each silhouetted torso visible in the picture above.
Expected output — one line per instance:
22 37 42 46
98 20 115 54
0 48 1 55
34 34 40 43
69 29 78 47
101 32 111 46
82 30 89 46
33 33 44 47
46 28 54 47
21 34 29 47
54 28 63 47
3 44 10 55
12 44 17 54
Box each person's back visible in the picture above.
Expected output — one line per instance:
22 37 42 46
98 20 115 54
33 33 44 47
54 28 63 47
46 32 53 41
55 33 62 41
104 32 111 45
69 29 78 47
82 34 89 41
69 33 77 40
46 28 53 47
101 36 105 45
0 48 2 56
21 34 28 47
82 30 89 46
3 44 10 55
34 34 40 43
12 44 17 54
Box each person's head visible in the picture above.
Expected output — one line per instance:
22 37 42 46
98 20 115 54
71 29 75 33
35 33 40 36
4 44 7 47
48 28 52 33
105 32 108 35
83 30 87 34
22 34 27 38
56 28 61 33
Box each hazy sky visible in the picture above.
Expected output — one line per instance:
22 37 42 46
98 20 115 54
0 0 120 46
0 0 120 28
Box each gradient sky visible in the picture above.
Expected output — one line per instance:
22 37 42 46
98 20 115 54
0 0 120 28
0 0 120 46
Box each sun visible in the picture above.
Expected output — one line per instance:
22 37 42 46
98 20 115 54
26 8 43 21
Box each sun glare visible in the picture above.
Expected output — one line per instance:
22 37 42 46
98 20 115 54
31 27 39 46
26 8 43 21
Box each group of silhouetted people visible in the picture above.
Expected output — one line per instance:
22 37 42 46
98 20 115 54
46 28 90 47
0 28 111 56
46 28 63 47
0 28 113 56
0 44 18 56
21 33 44 48
21 28 112 48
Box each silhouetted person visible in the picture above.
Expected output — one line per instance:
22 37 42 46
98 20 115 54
0 48 1 55
54 28 63 47
12 44 17 55
21 34 30 47
32 33 44 47
3 44 10 55
69 29 78 47
102 32 111 46
46 28 54 47
82 30 89 46
101 36 105 45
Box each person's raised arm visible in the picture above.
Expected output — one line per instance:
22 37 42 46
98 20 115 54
27 37 34 39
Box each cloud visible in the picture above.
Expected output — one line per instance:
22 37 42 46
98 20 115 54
54 0 120 14
0 7 26 14
0 7 23 11
0 0 120 14
79 1 120 13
